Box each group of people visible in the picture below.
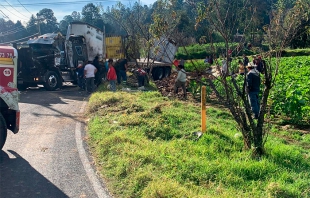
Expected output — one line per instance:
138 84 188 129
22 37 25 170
77 57 149 93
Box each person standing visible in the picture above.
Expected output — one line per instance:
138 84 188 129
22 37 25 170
204 56 209 64
238 60 245 75
115 59 128 85
93 56 101 86
84 60 97 93
174 65 187 99
107 59 117 92
208 55 214 65
243 54 249 67
256 55 266 74
221 59 228 76
77 63 85 90
246 62 260 119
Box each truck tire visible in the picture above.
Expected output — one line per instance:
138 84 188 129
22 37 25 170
152 67 164 81
45 71 61 91
0 113 7 150
163 67 171 78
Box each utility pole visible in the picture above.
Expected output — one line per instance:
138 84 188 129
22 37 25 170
36 13 42 36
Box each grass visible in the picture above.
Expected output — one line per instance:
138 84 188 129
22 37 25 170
86 88 310 198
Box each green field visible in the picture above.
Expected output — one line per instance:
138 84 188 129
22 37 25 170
86 77 310 197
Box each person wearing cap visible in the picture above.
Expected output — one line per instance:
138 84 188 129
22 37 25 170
107 59 117 92
84 60 97 93
174 65 187 99
246 62 260 119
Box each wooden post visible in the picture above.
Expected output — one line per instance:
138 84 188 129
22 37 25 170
201 86 206 133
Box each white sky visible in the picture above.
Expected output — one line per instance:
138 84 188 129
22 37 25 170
0 0 156 25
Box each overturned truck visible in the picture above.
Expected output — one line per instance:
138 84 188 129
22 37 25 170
17 22 104 90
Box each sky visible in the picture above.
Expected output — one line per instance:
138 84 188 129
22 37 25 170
0 0 156 25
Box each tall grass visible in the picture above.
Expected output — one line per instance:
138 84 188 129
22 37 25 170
87 91 310 198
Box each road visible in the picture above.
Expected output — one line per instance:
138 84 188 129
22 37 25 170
0 85 110 198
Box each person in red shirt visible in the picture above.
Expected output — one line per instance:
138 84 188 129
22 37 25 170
107 59 117 92
173 59 179 67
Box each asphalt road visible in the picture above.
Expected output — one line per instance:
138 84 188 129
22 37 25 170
0 85 110 198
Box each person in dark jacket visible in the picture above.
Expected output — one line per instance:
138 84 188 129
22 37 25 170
246 62 261 119
243 54 249 67
93 56 102 86
115 59 128 85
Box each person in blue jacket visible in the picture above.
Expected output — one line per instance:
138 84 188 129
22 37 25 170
77 63 85 90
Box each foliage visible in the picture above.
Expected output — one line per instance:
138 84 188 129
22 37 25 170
176 43 270 60
87 90 310 198
269 56 310 124
80 3 104 29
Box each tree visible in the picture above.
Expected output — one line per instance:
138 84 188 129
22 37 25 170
81 3 102 28
37 8 59 34
194 0 309 157
71 11 81 21
59 15 74 35
26 15 38 36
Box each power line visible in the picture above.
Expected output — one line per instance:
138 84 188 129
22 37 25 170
0 10 9 19
0 0 128 7
3 0 30 19
17 0 34 16
0 3 29 21
0 33 39 44
0 24 37 37
1 27 26 36
1 25 27 34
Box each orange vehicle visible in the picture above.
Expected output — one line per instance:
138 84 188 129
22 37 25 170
0 45 20 149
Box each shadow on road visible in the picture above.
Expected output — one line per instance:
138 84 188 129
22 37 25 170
19 85 89 123
0 150 69 198
19 84 87 106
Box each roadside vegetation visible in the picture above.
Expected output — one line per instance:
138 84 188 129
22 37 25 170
86 82 310 197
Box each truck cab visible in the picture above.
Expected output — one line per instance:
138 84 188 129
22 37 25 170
0 45 20 149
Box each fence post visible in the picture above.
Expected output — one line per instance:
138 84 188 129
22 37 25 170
201 86 206 133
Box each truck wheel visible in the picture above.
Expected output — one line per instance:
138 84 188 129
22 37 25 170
152 67 164 80
163 67 171 78
0 113 7 150
45 71 61 91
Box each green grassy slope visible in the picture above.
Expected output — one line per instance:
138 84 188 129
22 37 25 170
86 90 310 198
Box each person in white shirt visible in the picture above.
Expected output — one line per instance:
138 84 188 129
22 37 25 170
84 60 97 93
174 65 187 99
